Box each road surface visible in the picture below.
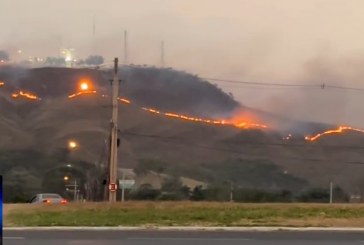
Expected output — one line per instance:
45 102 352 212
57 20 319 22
3 230 364 244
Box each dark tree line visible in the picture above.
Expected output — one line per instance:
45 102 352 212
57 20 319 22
128 176 350 203
0 50 10 62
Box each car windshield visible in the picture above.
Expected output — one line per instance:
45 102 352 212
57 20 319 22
42 194 61 199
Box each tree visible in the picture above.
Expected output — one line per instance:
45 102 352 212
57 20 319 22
180 186 191 199
159 176 189 200
333 186 349 203
3 167 41 203
85 55 104 66
134 163 148 176
161 176 183 192
190 185 205 201
130 184 160 200
76 59 85 66
52 147 70 163
0 50 10 62
44 57 66 66
297 188 330 203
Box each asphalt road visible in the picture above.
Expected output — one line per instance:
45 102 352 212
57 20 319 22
3 230 364 245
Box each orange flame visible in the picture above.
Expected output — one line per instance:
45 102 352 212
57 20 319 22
78 78 93 91
68 90 97 98
0 81 4 86
10 87 364 138
141 107 268 130
66 89 267 130
80 82 89 91
68 91 132 105
224 109 268 129
305 126 364 141
11 91 40 100
142 107 161 114
118 98 131 104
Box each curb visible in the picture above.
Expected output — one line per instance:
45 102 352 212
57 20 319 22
4 226 364 232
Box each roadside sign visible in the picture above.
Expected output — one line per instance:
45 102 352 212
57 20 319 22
109 183 118 192
118 179 135 189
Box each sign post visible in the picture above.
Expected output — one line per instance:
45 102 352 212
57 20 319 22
109 183 118 193
119 179 135 202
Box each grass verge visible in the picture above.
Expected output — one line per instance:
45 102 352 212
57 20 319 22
4 202 364 227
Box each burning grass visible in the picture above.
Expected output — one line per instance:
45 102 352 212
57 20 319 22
67 90 268 130
5 202 364 227
11 91 40 100
305 126 364 141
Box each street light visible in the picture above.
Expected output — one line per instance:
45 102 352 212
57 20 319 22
80 82 89 91
63 175 79 202
79 78 93 91
68 140 78 149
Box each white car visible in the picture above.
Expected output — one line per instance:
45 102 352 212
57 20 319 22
29 193 68 204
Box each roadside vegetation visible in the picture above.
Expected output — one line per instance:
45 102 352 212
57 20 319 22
5 202 364 227
0 150 349 204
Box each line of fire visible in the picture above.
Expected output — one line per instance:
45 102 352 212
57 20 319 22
3 78 364 142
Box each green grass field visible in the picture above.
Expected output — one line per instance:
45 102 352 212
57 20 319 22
5 202 364 227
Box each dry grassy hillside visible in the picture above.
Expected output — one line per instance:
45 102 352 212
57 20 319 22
1 66 364 194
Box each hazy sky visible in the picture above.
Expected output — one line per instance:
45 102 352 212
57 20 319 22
2 0 364 126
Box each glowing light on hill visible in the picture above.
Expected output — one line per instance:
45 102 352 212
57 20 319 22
80 82 89 91
68 90 97 98
68 140 78 149
66 90 268 130
11 91 40 100
118 98 131 104
141 107 268 130
305 126 364 141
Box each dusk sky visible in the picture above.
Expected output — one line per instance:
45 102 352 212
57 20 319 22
2 0 364 125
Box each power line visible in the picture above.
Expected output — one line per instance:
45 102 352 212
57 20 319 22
203 77 364 92
325 84 364 92
203 77 318 88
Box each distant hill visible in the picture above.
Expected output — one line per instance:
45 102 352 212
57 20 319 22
0 66 239 117
1 66 364 199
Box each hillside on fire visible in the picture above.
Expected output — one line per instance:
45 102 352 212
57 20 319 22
1 65 364 201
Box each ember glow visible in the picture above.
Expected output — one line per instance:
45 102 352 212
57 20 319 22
78 78 93 91
0 81 4 86
68 140 78 149
65 89 267 129
118 98 131 104
80 82 89 91
305 126 364 141
225 109 268 129
12 87 364 139
68 90 97 98
11 91 40 100
141 107 268 130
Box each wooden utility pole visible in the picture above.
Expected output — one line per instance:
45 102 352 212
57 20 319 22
108 58 119 202
329 181 333 204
